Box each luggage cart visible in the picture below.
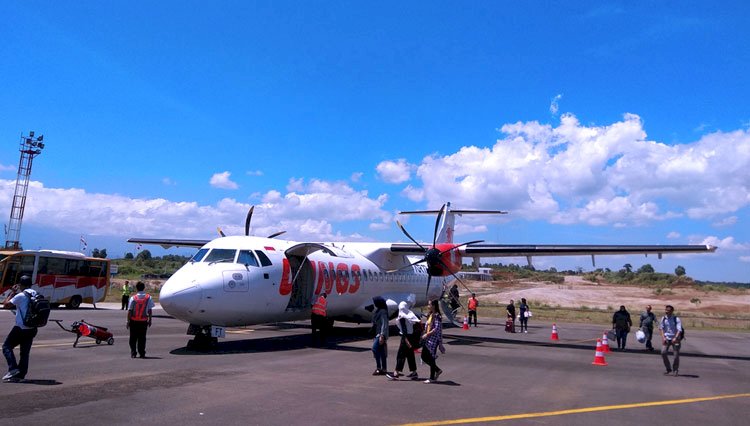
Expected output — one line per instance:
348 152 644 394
52 319 115 347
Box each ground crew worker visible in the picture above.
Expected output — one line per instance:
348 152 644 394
467 293 478 327
311 292 328 346
127 281 154 358
121 280 132 310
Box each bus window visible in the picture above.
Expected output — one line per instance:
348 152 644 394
66 259 84 275
203 249 237 263
43 257 66 275
191 249 209 262
237 250 259 267
20 255 35 274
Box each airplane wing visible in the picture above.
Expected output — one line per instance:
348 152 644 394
127 238 210 249
390 243 717 258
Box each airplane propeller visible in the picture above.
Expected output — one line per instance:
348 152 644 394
393 203 483 297
218 206 286 239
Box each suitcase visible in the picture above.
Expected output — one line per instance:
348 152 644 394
505 319 515 333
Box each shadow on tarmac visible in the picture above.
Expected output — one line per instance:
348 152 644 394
169 325 374 356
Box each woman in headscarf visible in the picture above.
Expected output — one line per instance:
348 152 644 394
421 299 444 383
386 301 420 380
371 296 389 375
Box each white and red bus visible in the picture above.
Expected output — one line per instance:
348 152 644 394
0 249 110 309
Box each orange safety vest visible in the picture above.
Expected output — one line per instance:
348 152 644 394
311 296 327 317
130 294 151 322
468 298 478 310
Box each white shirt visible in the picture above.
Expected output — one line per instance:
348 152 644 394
10 289 38 329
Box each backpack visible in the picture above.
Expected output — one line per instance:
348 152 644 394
22 290 51 328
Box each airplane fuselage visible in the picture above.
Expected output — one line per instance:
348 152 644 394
159 236 447 327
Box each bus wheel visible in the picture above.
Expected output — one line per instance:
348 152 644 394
66 295 82 309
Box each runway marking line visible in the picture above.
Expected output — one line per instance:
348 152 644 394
398 393 750 426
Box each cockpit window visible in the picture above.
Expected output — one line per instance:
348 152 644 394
237 250 259 267
203 249 237 263
191 248 209 262
254 250 272 266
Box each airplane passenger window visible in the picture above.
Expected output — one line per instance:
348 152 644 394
204 249 237 263
237 250 259 267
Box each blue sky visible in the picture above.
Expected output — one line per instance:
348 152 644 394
1 1 748 282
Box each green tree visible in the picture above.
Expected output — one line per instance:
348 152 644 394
124 252 134 259
637 264 655 274
675 265 686 276
623 263 633 273
136 249 152 261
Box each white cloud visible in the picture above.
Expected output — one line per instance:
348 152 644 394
712 216 738 227
400 114 750 227
162 177 176 186
739 256 750 263
376 159 414 184
350 172 363 183
0 164 15 172
550 94 563 115
246 170 263 176
667 231 681 239
700 236 749 251
209 171 239 189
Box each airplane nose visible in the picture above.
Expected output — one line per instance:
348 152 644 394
159 279 202 321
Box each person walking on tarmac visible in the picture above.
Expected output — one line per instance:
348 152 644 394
612 305 633 351
371 296 389 375
127 281 154 359
2 275 38 383
386 301 420 380
310 292 328 346
121 280 132 310
467 293 479 327
421 299 444 384
639 304 656 351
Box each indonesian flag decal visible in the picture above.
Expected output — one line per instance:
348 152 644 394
80 235 87 252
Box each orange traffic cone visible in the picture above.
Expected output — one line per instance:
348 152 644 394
550 323 559 341
601 331 611 353
462 315 469 330
592 338 608 366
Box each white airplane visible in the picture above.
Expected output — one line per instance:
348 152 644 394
128 202 716 349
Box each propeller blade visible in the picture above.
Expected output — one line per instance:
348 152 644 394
244 206 254 236
432 204 446 246
396 220 427 252
386 257 427 273
436 256 469 290
425 274 432 297
217 227 226 237
267 231 286 239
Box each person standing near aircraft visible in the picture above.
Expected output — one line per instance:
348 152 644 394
449 284 460 314
2 276 38 383
421 299 444 383
121 280 131 310
371 296 389 375
612 305 633 351
639 305 656 351
518 297 529 333
127 281 154 359
660 305 683 376
505 299 516 333
467 293 479 327
310 292 328 346
386 301 420 380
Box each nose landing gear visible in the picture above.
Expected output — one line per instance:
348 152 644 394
185 324 219 351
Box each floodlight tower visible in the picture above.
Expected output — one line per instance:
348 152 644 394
4 131 45 250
